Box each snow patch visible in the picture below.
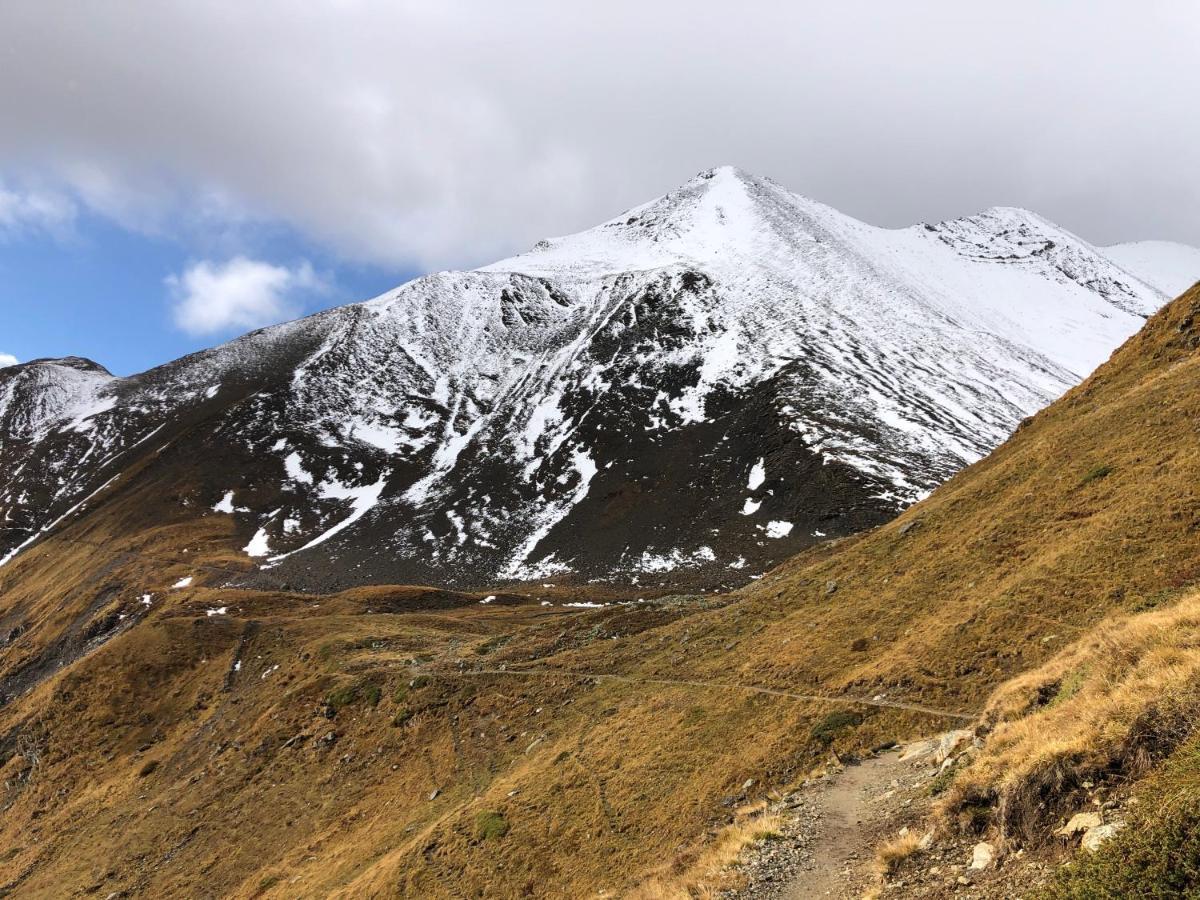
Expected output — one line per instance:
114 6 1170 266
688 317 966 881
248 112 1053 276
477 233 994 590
266 474 387 563
747 458 766 490
244 526 271 557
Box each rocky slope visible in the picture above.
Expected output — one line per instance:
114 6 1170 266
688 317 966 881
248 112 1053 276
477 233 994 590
0 167 1175 589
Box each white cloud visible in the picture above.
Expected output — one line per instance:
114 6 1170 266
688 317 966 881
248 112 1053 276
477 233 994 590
0 182 75 239
0 2 1196 266
0 353 18 368
167 257 323 335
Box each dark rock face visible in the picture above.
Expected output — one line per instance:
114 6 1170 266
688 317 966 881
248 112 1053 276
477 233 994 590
0 168 1166 589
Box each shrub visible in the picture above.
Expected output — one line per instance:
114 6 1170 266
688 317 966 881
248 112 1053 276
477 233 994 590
1081 464 1113 484
325 684 359 712
256 874 282 894
1044 801 1200 898
929 765 957 796
474 635 510 655
326 679 383 713
810 709 864 746
1047 670 1085 708
475 810 509 841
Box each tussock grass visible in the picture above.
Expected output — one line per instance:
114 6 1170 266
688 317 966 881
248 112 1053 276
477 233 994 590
627 810 785 899
942 589 1200 844
874 830 920 876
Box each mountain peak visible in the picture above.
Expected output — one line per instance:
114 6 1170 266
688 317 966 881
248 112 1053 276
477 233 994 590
0 171 1174 591
690 163 744 181
482 165 843 279
11 356 113 377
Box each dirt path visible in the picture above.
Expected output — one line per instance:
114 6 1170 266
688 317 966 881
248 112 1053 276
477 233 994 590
727 740 941 899
784 750 909 898
432 667 976 722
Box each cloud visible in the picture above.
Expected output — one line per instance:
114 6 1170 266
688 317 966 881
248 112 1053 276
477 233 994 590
0 1 1197 268
0 353 18 368
167 257 324 335
0 181 75 239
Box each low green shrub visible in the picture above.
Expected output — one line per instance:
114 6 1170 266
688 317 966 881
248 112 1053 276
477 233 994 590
810 709 864 746
475 810 509 841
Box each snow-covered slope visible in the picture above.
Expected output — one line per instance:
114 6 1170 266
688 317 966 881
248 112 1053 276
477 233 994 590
1104 240 1200 298
0 357 115 439
0 167 1172 589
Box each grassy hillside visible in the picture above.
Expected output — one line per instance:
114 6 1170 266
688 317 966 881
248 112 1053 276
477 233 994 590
0 284 1198 897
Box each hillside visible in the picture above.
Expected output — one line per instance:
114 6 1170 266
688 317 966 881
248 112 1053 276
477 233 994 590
0 168 1172 592
0 295 1197 894
1105 238 1200 296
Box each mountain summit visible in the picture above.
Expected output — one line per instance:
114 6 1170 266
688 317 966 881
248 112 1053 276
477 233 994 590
0 168 1183 588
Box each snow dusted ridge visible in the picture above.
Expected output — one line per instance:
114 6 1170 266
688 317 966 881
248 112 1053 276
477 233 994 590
1103 240 1200 298
0 167 1184 589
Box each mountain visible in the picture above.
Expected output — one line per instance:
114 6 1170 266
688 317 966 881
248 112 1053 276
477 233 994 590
0 279 1196 898
1104 239 1200 296
0 167 1174 590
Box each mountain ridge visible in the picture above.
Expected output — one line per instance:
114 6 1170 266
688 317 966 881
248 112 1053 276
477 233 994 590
0 167 1183 589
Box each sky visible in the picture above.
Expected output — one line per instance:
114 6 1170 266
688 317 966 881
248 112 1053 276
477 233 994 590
1 1 1198 375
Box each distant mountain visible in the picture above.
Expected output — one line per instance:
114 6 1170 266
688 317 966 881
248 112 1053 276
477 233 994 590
1104 239 1200 297
0 167 1176 589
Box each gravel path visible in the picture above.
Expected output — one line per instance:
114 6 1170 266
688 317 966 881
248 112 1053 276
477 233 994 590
724 747 920 899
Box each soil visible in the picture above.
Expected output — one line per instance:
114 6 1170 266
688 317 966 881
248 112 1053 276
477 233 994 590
726 737 1072 900
727 747 924 899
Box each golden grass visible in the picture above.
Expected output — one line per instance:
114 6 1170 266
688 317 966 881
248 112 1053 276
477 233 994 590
873 830 921 876
626 810 785 899
0 285 1198 896
942 587 1200 843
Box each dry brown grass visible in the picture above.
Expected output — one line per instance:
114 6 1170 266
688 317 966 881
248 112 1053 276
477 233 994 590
941 587 1200 843
873 829 921 876
626 809 785 899
0 285 1198 896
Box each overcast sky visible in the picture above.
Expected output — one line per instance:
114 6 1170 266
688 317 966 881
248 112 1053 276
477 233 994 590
1 1 1197 372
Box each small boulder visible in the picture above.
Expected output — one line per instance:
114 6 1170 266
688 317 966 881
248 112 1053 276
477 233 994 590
898 738 938 761
1057 812 1102 838
935 729 973 764
824 580 838 596
969 841 995 870
917 829 935 851
1081 822 1125 852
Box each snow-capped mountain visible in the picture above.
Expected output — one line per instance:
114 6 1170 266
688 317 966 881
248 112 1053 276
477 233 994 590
0 167 1178 589
1103 240 1200 298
